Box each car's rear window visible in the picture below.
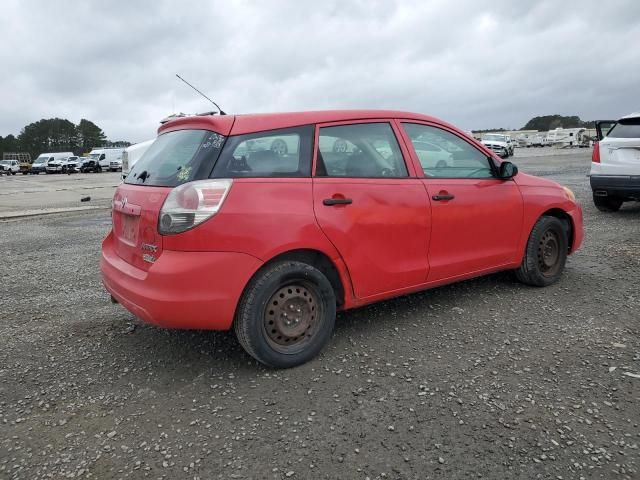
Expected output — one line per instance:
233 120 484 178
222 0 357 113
211 125 313 178
125 129 225 187
607 118 640 139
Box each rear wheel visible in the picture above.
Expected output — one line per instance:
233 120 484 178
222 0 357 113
515 216 568 287
270 139 288 156
234 261 336 368
593 194 622 212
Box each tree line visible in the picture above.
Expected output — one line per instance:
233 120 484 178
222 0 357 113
521 115 595 131
473 115 597 134
0 118 131 161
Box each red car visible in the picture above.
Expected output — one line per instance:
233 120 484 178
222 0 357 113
101 110 583 367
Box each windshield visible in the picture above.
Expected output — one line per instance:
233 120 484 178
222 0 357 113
0 161 8 166
89 153 100 159
482 135 506 142
125 129 226 187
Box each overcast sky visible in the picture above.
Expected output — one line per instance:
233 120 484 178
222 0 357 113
1 0 638 142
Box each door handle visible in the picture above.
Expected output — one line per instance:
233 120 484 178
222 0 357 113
323 198 353 206
432 193 455 201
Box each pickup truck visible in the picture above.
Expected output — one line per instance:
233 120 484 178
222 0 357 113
0 160 19 175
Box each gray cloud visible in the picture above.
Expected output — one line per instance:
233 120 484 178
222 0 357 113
1 0 638 143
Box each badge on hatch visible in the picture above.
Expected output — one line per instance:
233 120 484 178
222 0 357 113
143 254 156 264
141 243 158 253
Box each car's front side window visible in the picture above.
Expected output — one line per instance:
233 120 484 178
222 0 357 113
315 122 408 178
402 123 494 179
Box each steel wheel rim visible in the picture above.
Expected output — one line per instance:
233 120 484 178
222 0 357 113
538 229 560 276
271 140 287 156
263 282 321 354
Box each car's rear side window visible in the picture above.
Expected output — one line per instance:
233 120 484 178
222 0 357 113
607 118 640 139
315 122 408 178
126 129 225 187
212 126 313 178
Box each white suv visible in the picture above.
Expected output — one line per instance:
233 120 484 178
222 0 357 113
590 113 640 212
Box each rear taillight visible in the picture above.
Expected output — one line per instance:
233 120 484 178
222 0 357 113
592 141 600 163
158 179 232 234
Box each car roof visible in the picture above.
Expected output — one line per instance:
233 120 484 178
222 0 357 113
620 111 640 120
158 110 454 136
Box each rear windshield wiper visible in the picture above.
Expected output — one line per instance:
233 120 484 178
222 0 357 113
135 170 150 183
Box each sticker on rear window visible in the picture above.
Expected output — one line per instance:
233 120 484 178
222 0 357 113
201 133 225 150
177 166 192 181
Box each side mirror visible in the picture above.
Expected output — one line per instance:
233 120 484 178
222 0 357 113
498 161 518 179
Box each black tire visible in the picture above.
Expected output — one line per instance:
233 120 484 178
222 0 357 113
234 261 336 368
515 216 568 287
593 194 622 212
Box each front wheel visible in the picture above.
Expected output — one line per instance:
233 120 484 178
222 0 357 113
515 216 568 287
593 194 622 212
234 261 336 368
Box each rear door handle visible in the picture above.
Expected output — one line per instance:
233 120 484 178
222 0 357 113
323 198 353 206
432 194 455 201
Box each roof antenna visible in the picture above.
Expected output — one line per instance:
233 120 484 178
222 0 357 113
175 73 226 115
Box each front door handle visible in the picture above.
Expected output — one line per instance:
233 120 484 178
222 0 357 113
432 193 455 201
323 198 353 206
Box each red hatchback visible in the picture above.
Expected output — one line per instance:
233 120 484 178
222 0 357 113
101 110 583 367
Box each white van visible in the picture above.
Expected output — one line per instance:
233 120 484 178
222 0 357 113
31 152 73 174
86 148 125 171
122 139 154 179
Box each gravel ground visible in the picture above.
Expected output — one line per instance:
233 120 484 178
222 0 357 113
1 150 639 479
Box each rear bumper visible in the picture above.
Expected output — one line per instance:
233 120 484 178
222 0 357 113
590 175 640 198
101 232 262 330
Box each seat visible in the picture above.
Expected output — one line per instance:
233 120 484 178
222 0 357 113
345 152 380 177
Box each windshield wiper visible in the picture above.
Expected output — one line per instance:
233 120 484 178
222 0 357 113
136 170 150 183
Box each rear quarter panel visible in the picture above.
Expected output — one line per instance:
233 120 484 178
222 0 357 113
161 178 356 305
161 178 344 261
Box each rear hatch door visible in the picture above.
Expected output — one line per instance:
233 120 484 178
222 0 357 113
599 116 640 175
114 127 227 270
112 185 169 271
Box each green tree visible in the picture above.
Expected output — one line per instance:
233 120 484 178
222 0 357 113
77 119 107 153
2 134 19 153
18 118 78 158
522 115 590 131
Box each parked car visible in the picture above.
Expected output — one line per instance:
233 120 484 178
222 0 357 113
481 134 513 157
80 157 102 173
101 110 584 368
0 160 19 175
30 155 52 174
35 152 74 174
590 113 640 212
86 148 124 171
46 158 65 173
122 139 154 180
63 156 82 173
109 158 123 172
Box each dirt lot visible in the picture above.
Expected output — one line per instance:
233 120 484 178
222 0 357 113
1 150 639 479
0 171 120 217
